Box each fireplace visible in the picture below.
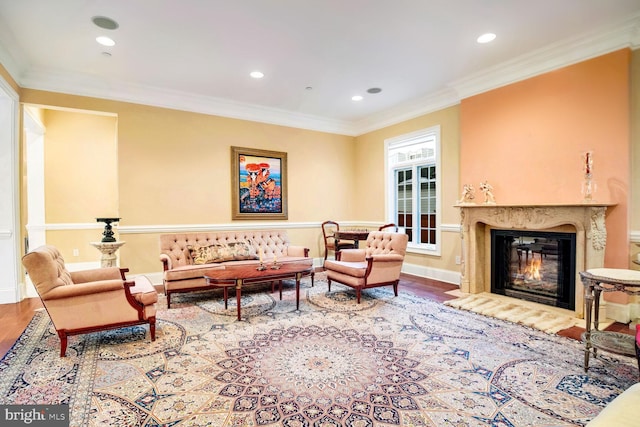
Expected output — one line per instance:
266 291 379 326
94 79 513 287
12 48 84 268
491 229 576 310
457 203 611 318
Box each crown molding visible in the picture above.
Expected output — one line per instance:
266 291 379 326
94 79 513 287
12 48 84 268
351 87 460 135
2 14 639 137
450 14 640 100
18 67 358 136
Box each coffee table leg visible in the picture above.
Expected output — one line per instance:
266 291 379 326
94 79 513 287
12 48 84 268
236 279 243 321
223 287 228 309
295 272 301 310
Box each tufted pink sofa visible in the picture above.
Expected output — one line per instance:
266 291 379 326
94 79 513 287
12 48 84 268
323 231 408 303
160 230 310 307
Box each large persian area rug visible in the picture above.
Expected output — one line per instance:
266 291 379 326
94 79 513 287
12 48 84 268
1 278 637 427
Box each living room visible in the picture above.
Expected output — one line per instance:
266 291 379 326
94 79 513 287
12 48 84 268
1 2 640 425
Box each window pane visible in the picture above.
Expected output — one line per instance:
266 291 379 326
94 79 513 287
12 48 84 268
418 165 436 245
386 127 439 250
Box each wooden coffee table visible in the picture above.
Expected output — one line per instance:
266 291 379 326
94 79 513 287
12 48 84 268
204 261 314 320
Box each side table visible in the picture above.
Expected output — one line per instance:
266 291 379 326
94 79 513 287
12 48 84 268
580 268 640 371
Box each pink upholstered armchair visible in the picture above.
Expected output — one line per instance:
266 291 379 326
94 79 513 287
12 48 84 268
22 245 158 357
323 231 409 303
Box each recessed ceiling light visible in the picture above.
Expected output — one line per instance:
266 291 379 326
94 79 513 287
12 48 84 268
352 95 363 101
96 36 115 47
92 16 119 30
250 71 264 79
477 33 496 44
367 87 382 94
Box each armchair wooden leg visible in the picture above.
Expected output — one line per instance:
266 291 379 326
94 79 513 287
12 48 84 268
357 289 361 304
393 282 398 296
166 292 172 309
57 330 68 357
327 278 332 291
149 317 156 341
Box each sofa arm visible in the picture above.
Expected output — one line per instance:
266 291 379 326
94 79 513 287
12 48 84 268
70 267 126 283
160 254 172 271
337 249 366 262
42 279 126 300
369 254 405 263
287 245 310 257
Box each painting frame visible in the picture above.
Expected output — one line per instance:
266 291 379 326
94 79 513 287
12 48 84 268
231 146 288 220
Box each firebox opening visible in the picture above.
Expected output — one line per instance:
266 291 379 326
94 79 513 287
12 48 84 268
491 229 576 310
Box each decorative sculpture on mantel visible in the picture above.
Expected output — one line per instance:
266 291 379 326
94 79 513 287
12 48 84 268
457 184 476 204
479 181 496 204
582 151 596 202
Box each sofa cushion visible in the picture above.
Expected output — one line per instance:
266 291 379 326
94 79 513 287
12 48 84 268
164 263 225 281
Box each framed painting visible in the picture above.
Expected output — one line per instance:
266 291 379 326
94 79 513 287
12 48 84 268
231 146 288 220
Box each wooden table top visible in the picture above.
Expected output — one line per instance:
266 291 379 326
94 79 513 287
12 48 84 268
204 261 313 282
334 230 370 240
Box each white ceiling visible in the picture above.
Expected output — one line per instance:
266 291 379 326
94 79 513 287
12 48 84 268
1 0 639 135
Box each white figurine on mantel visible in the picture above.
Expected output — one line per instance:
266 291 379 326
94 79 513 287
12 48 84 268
458 184 476 204
479 181 496 204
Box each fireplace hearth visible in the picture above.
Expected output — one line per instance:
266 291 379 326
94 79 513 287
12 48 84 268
456 203 612 318
491 229 576 310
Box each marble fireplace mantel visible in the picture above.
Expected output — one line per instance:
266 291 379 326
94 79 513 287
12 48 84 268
456 203 614 318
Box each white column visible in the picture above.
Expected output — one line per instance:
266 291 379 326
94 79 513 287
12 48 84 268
0 77 20 303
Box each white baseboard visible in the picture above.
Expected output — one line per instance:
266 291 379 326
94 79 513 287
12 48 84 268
606 300 640 324
135 259 462 288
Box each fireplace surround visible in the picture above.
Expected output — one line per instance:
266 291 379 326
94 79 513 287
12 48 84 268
457 203 612 318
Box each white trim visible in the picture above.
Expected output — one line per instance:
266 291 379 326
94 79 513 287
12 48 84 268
630 230 640 243
606 301 640 324
385 125 442 256
0 72 20 303
450 14 640 100
36 221 393 234
440 223 461 233
137 261 462 288
27 222 104 231
1 16 637 137
19 68 356 136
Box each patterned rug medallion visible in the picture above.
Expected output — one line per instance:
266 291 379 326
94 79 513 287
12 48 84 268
1 278 637 426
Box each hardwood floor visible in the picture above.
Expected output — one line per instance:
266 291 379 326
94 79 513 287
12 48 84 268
0 273 633 359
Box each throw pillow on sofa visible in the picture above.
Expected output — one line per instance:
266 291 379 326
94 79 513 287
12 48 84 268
187 244 225 265
187 241 258 265
225 241 258 260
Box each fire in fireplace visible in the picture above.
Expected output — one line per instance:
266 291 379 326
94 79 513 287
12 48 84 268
491 229 576 310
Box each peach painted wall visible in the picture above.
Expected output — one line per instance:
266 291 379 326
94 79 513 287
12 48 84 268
354 106 462 273
460 49 631 268
20 89 355 273
41 109 118 260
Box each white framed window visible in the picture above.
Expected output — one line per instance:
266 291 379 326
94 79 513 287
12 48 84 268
384 125 441 255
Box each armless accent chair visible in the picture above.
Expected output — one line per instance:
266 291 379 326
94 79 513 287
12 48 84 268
22 245 158 357
321 220 356 261
323 231 409 303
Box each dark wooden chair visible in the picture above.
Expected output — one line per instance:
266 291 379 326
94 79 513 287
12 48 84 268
321 220 356 261
378 223 399 232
